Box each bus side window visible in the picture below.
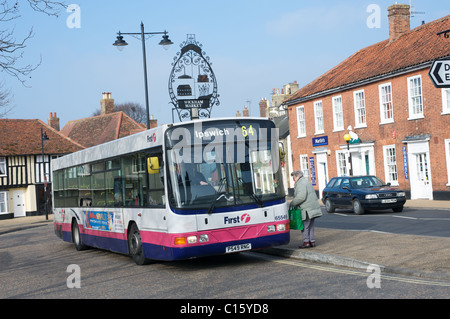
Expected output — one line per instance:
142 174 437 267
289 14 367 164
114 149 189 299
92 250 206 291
53 170 65 208
78 164 92 207
122 153 147 207
147 154 165 206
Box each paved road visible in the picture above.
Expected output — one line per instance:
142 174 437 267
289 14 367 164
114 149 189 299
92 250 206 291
316 207 450 237
1 224 449 301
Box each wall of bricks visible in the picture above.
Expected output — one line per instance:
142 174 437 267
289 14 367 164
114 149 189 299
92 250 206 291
288 67 450 197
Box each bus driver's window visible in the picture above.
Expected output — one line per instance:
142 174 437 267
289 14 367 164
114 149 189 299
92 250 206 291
147 154 165 206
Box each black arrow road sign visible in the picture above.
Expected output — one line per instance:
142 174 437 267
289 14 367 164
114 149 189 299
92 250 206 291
429 59 450 88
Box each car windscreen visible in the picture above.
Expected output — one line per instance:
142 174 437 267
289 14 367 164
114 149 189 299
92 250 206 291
349 176 384 188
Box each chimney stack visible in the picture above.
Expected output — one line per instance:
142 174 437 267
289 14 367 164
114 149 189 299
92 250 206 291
259 98 269 117
243 105 249 117
48 112 60 131
149 114 158 129
388 3 410 42
100 92 115 115
242 105 250 117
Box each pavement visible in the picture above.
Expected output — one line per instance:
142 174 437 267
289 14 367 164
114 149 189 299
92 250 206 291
1 199 450 281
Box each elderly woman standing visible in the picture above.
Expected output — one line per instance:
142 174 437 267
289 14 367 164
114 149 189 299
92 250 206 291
290 170 322 248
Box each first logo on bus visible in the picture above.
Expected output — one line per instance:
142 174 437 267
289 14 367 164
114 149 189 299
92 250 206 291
147 133 156 143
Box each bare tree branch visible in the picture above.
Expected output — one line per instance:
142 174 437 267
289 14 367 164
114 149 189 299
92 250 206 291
92 102 147 125
0 0 66 83
0 82 14 117
0 0 66 117
26 0 67 17
0 26 40 86
115 102 147 124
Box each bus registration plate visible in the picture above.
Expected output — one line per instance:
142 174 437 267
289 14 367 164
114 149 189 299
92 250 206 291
225 243 252 253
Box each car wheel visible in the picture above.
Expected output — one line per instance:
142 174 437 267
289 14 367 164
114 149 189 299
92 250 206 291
393 206 403 212
352 199 365 215
324 198 335 213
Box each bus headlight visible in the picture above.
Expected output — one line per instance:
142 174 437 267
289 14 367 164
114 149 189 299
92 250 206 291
175 235 208 245
267 225 276 233
277 224 286 232
187 236 197 244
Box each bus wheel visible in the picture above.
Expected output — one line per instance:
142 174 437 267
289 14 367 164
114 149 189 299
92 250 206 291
72 219 88 251
128 223 151 265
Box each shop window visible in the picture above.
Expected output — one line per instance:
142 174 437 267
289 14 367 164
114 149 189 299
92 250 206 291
336 151 348 177
35 155 50 183
383 145 398 185
299 154 310 180
0 191 8 213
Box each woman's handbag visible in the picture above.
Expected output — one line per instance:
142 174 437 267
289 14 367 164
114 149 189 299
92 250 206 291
288 207 304 231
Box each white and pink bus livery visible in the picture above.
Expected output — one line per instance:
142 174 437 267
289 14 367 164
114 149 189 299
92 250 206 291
52 118 290 264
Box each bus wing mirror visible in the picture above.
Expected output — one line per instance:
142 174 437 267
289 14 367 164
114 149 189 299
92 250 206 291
148 157 159 174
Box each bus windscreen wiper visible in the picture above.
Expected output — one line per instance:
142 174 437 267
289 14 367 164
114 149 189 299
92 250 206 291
237 177 263 207
207 177 228 214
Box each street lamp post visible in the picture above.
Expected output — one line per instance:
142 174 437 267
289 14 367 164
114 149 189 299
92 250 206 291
113 22 173 129
41 128 50 220
343 133 353 176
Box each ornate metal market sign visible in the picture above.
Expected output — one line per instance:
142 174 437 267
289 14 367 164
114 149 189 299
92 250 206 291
169 34 219 121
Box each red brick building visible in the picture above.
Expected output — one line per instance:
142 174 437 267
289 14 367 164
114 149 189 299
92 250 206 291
284 4 450 201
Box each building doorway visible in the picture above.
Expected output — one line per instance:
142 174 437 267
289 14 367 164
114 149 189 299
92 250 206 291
315 151 328 196
405 139 433 200
338 143 375 177
13 190 26 218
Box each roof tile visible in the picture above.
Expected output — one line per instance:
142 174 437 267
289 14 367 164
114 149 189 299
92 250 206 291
285 15 450 104
60 111 145 148
0 119 84 156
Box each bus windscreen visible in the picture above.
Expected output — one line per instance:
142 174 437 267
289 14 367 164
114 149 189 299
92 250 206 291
165 120 284 211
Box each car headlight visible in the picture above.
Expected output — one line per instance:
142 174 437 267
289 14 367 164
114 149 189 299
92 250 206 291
397 192 406 197
365 194 378 199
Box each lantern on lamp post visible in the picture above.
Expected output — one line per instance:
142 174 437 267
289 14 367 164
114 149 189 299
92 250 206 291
113 22 173 129
343 133 353 176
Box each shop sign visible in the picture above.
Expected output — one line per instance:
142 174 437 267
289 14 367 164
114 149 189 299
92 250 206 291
312 136 328 147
